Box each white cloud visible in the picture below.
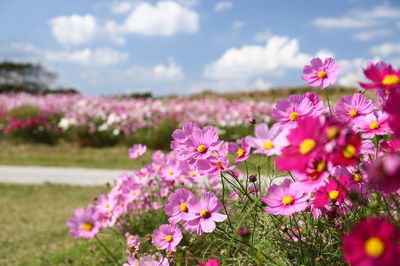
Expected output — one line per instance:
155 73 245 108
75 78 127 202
312 5 400 29
121 1 199 36
253 78 272 90
213 1 233 13
353 29 392 41
111 1 135 14
337 58 366 87
370 43 400 57
49 14 98 45
232 20 245 30
312 17 379 29
44 48 128 66
49 14 125 46
254 28 273 42
126 57 184 81
203 35 331 81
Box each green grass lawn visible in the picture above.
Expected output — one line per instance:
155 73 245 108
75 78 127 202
0 142 151 169
0 183 128 266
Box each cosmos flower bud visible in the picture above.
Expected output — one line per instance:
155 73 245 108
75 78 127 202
237 226 251 238
248 174 257 182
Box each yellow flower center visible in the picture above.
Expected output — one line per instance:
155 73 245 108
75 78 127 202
105 204 110 208
349 109 358 117
385 89 391 95
190 172 196 177
328 190 339 200
168 170 174 175
165 235 173 242
382 74 400 86
354 173 362 182
317 71 327 79
326 126 340 140
299 139 316 154
215 162 223 169
179 203 188 212
281 195 294 205
131 191 136 196
200 209 211 218
212 152 218 157
289 112 300 121
343 144 356 159
316 161 326 172
197 145 207 153
82 222 93 231
364 237 385 258
236 148 245 157
263 141 274 149
369 121 380 130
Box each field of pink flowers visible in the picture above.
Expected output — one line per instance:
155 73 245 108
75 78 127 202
63 58 400 265
0 93 271 148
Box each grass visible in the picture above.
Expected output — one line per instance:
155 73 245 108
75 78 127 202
0 183 127 265
0 141 151 169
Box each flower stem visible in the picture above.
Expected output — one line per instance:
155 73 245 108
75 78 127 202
95 235 120 264
324 89 333 116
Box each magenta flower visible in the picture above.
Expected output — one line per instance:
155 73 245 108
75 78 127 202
342 217 400 266
152 223 183 252
276 117 323 172
272 94 315 127
228 138 250 164
359 61 400 91
302 57 340 89
262 179 310 215
292 157 330 192
185 192 227 235
313 177 348 209
355 111 392 139
199 258 219 266
334 93 374 123
164 188 198 224
245 123 289 156
66 205 101 239
128 144 147 159
367 153 400 194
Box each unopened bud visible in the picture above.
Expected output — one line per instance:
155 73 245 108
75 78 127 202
248 175 257 182
237 226 251 238
248 117 256 124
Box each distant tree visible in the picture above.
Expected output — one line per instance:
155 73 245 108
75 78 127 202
0 61 57 94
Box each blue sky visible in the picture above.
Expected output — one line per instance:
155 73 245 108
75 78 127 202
1 0 400 95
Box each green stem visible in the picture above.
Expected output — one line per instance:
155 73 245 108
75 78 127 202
95 235 119 264
324 89 332 116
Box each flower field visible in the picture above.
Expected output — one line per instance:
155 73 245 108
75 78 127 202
0 93 271 148
60 58 400 265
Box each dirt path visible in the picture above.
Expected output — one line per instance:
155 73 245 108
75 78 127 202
0 165 131 186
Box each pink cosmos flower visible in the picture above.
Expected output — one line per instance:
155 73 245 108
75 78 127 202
152 223 183 252
334 93 374 124
171 122 199 149
304 92 326 114
262 178 310 215
276 117 323 172
66 205 101 239
313 177 348 209
292 157 330 192
271 94 315 127
199 258 219 266
228 138 250 165
381 137 400 153
128 144 147 159
185 192 227 235
173 124 223 162
197 156 233 175
342 217 400 266
359 61 400 91
384 90 400 137
302 57 340 89
367 153 400 194
124 254 169 266
164 188 198 224
355 111 392 138
245 123 289 156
